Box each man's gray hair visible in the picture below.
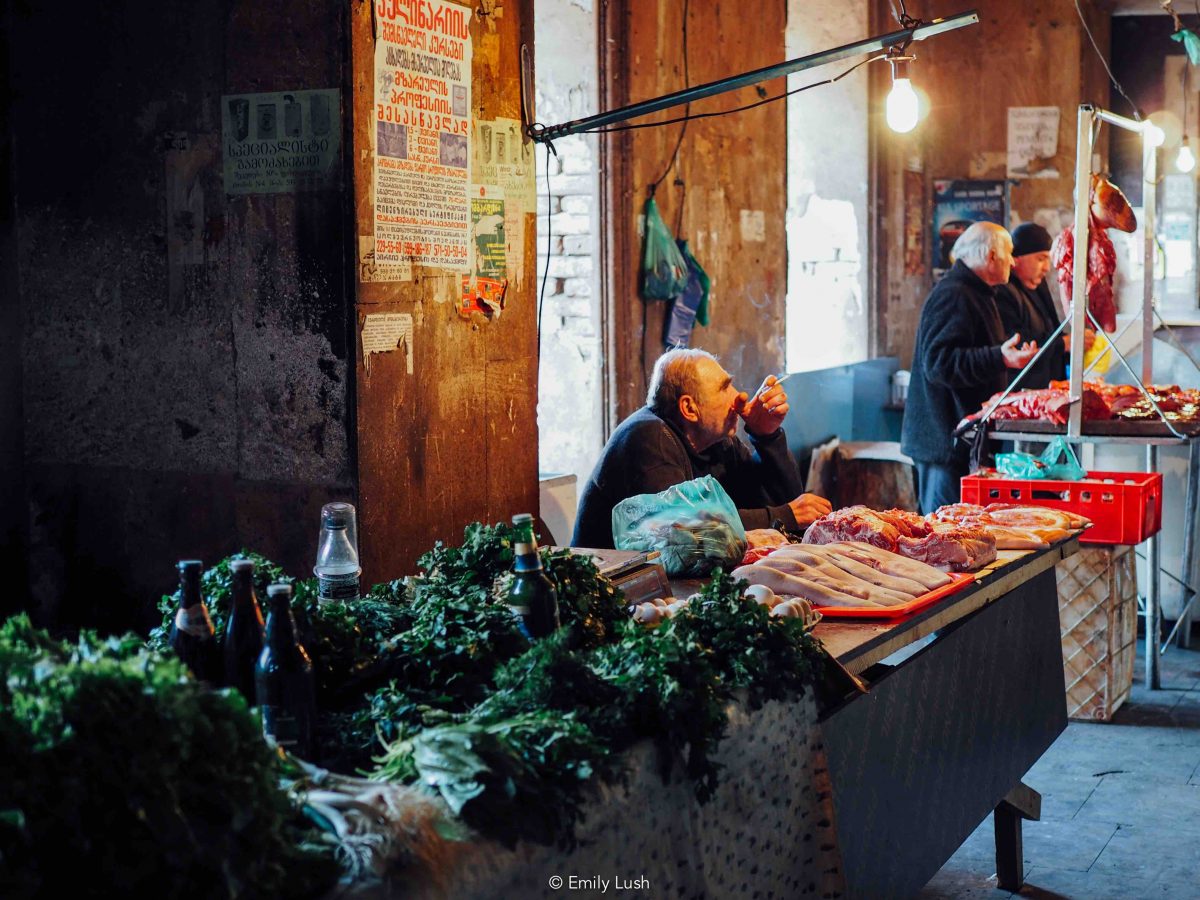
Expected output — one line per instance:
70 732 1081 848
951 221 1011 269
646 348 714 419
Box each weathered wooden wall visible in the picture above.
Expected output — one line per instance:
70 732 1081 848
873 0 1112 366
9 0 354 631
601 0 789 419
350 0 538 584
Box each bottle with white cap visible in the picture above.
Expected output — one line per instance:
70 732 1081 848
314 501 361 603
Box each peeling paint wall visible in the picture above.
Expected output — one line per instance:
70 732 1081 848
9 1 353 631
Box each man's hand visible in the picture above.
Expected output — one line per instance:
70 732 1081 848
1001 332 1039 370
739 375 790 437
788 493 831 529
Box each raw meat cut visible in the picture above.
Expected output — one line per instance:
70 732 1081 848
778 544 931 596
730 563 888 608
820 541 954 590
1049 174 1136 334
895 525 997 571
801 505 901 550
804 506 996 572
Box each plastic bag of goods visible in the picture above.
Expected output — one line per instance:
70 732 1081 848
612 475 747 576
640 197 690 300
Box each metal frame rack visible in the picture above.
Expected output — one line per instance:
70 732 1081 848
970 105 1200 690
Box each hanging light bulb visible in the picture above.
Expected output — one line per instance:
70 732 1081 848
1179 139 1196 173
1144 122 1166 148
886 56 919 134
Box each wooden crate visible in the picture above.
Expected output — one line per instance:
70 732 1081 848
1055 546 1138 722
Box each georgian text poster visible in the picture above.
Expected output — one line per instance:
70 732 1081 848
373 0 472 275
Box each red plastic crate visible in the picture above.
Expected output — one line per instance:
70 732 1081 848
960 470 1163 545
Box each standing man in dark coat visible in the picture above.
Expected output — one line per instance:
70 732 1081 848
572 348 830 548
901 222 1039 513
994 223 1067 389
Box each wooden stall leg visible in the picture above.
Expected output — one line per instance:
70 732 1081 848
993 782 1041 892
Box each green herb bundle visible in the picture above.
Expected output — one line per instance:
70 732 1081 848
0 615 337 899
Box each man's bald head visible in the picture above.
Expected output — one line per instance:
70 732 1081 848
951 221 1013 286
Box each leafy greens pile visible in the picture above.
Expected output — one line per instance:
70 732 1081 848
0 615 338 899
44 520 827 871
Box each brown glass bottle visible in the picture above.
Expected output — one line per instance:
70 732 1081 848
169 560 220 682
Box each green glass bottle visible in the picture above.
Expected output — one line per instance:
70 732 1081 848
507 514 561 640
255 583 317 759
223 558 264 702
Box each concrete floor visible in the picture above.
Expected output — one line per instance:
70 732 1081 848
920 635 1200 900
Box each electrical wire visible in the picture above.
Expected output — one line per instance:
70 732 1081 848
647 0 691 197
591 53 884 136
537 141 554 359
1073 0 1140 120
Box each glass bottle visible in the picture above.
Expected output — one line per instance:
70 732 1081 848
314 501 361 603
506 513 561 640
223 558 265 702
169 560 220 682
255 583 317 759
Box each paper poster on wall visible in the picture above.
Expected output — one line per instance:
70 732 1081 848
222 89 340 194
1007 106 1060 179
471 186 506 277
373 0 472 276
472 117 536 287
361 312 414 374
358 235 414 283
931 179 1008 276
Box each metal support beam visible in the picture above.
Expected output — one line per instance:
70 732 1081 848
527 11 980 142
1068 106 1093 439
1146 444 1162 690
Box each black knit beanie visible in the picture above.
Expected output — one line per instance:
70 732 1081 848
1011 223 1053 257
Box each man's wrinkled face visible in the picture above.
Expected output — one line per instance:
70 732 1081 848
982 240 1014 287
1012 250 1051 291
690 357 742 448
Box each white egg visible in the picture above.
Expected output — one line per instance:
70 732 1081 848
632 604 661 625
744 584 776 605
771 600 801 618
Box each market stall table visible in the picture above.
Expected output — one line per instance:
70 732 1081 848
351 538 1078 899
813 537 1079 896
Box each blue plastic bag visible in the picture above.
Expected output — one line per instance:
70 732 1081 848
640 197 690 300
611 475 747 577
996 437 1087 481
662 239 710 348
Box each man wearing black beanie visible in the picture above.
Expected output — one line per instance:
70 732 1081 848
994 223 1067 388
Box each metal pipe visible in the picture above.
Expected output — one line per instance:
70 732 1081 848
1096 109 1144 131
1068 106 1094 439
1179 439 1200 649
1143 133 1158 387
528 11 980 141
1146 443 1162 690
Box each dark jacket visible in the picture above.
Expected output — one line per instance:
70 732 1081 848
994 275 1065 389
571 406 804 548
900 260 1009 469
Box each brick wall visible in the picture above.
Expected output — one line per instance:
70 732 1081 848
535 0 603 514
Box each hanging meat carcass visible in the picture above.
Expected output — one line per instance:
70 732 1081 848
1049 174 1137 333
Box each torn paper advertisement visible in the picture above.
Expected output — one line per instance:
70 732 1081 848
362 313 414 374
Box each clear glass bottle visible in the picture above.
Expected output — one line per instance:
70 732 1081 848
506 513 561 640
314 501 361 603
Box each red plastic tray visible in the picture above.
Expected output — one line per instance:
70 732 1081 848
813 571 976 619
960 470 1163 545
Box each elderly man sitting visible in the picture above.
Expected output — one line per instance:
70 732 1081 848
901 221 1039 514
571 348 831 548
